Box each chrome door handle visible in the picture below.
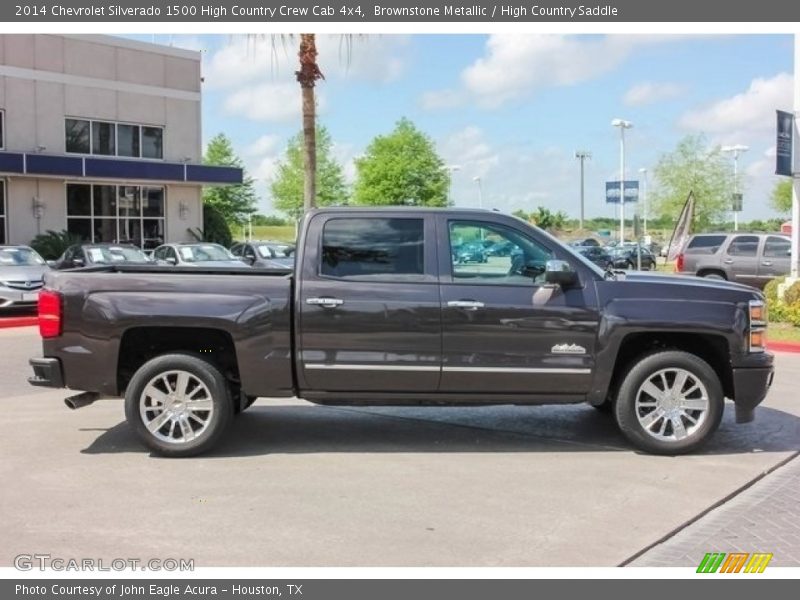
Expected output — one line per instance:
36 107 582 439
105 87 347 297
724 259 734 264
306 297 344 308
447 300 485 310
762 261 773 267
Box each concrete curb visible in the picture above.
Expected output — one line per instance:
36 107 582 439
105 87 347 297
767 340 800 353
0 317 38 329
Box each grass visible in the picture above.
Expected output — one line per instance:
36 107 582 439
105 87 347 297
767 321 800 344
233 225 297 243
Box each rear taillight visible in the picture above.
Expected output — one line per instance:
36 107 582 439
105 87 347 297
38 290 62 339
675 253 685 272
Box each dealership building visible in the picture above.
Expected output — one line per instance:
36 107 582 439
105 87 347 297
0 34 241 248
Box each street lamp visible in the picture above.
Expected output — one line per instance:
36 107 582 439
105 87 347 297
440 164 461 205
638 167 648 237
721 144 749 232
473 175 483 209
612 118 633 244
575 150 592 230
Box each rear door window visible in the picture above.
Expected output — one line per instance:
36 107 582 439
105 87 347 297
727 235 759 257
321 218 425 280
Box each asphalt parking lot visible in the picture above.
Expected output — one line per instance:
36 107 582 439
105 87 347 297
1 325 798 567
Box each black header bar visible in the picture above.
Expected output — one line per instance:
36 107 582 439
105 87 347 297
4 0 800 23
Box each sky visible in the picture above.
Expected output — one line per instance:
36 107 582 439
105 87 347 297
129 33 795 221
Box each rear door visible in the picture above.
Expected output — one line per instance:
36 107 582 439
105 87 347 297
759 235 791 283
297 213 441 393
724 235 761 287
437 215 599 397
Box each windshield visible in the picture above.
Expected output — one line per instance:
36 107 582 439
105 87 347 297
86 246 149 264
177 244 234 262
256 244 292 259
0 247 46 266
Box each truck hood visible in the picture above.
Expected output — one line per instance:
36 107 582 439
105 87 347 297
598 271 763 304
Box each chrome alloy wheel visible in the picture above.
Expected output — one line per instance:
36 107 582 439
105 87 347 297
139 370 214 444
634 368 710 442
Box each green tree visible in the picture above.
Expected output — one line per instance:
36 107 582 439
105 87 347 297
188 203 233 247
271 126 348 221
770 179 792 215
353 118 449 207
202 133 257 226
651 135 733 232
529 206 568 231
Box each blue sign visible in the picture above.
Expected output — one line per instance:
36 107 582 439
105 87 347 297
605 180 639 204
776 110 793 177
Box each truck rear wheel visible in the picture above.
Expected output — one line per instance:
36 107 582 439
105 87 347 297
124 354 233 457
614 351 724 455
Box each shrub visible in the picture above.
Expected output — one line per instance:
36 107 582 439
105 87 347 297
783 280 800 307
29 229 82 260
188 204 233 247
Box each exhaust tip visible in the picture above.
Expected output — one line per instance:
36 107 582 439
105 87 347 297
64 392 100 410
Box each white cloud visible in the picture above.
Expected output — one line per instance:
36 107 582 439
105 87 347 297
223 82 326 123
203 35 410 91
439 126 499 180
243 134 282 157
427 35 673 109
678 72 792 144
419 88 465 110
623 82 685 107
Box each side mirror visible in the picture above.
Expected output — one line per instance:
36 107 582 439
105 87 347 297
165 257 177 265
46 260 56 268
244 255 256 265
544 260 578 287
72 258 85 267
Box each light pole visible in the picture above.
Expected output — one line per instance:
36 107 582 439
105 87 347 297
575 150 592 230
473 176 483 209
612 119 633 244
638 167 648 238
440 164 461 205
721 144 749 232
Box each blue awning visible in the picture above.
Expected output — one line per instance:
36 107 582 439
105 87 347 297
0 151 243 185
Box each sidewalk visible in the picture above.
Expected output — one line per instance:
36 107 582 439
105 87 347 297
627 454 800 567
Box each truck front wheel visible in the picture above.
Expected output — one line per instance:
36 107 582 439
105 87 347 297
124 354 234 457
614 351 724 455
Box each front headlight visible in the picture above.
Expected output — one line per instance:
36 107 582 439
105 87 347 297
749 299 767 352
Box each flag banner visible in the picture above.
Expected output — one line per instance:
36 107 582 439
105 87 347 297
666 191 695 262
776 110 794 177
605 180 639 204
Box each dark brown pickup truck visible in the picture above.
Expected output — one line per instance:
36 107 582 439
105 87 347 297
29 207 773 457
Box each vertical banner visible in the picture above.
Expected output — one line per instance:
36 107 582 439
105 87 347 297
666 191 695 262
776 110 793 176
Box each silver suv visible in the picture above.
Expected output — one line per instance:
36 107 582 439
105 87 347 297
677 232 790 288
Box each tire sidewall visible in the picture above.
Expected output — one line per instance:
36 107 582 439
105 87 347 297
124 353 233 457
615 351 724 455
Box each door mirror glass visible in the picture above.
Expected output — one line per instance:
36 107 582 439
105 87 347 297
545 260 578 287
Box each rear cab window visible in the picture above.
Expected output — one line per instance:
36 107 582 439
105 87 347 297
686 235 727 254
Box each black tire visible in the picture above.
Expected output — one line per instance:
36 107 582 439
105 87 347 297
701 271 727 281
124 353 234 457
614 350 724 455
625 260 635 270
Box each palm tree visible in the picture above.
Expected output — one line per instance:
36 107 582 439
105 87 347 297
295 34 324 214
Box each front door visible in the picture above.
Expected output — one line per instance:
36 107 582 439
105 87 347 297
298 213 441 393
438 217 599 397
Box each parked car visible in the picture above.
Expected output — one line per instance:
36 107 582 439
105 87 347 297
575 245 613 269
484 240 515 257
31 207 772 458
52 243 152 270
153 243 249 268
0 245 49 310
453 242 488 264
230 240 295 269
676 233 790 289
610 246 657 271
572 238 601 247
